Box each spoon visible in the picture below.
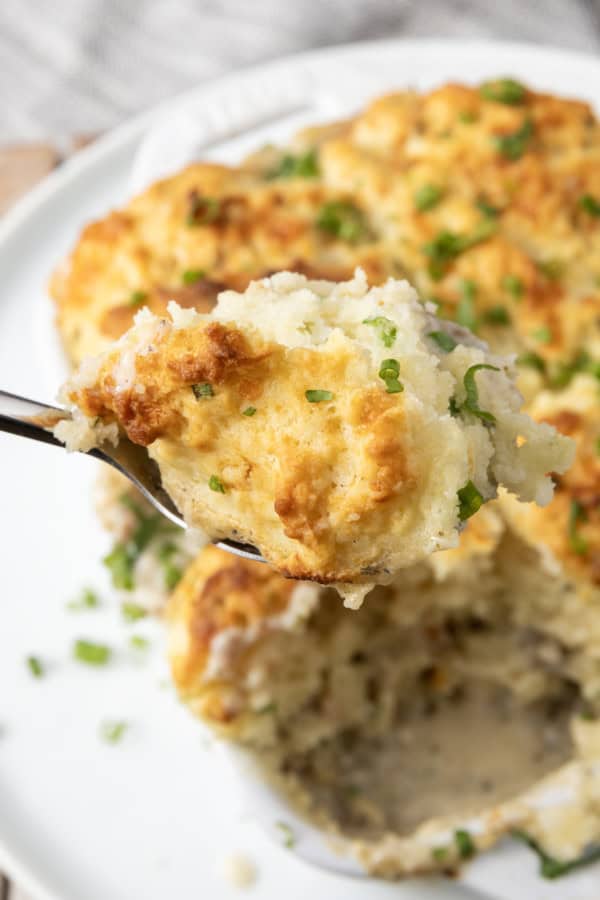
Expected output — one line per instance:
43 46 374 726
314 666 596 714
0 389 264 563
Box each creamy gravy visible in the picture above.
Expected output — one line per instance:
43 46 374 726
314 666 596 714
286 680 574 839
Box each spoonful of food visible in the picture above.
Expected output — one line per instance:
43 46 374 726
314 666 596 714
0 389 264 563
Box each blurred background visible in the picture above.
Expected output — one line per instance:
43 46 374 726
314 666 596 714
2 0 599 213
1 0 600 143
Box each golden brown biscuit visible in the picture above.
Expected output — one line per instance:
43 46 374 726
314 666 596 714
56 271 573 597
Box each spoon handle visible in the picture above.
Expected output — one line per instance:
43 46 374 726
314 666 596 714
0 389 69 448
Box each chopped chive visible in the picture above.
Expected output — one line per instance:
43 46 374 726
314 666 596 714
156 542 182 590
73 640 111 666
455 829 476 859
275 821 296 849
305 389 334 403
26 656 44 678
67 588 100 611
182 269 205 285
480 78 526 105
130 635 149 651
121 602 147 623
568 500 588 555
104 502 173 591
493 118 533 160
100 720 127 744
266 149 319 179
449 395 461 417
502 274 524 297
531 326 552 343
363 316 397 348
457 481 485 521
476 198 500 218
242 406 257 416
462 364 500 424
483 305 511 326
257 702 277 715
517 351 546 373
316 201 369 242
186 192 221 226
128 290 148 307
456 280 478 332
414 183 443 212
192 382 214 399
580 194 600 217
459 110 477 123
209 475 226 493
432 846 449 862
428 330 457 352
378 358 403 394
423 220 497 280
512 830 600 879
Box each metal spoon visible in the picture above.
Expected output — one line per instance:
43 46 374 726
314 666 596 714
0 389 264 563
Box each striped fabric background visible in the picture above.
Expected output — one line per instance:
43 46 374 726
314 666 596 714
1 1 600 897
1 0 600 141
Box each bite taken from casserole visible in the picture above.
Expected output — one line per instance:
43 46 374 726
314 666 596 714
55 269 574 604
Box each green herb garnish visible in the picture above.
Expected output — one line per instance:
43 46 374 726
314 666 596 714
493 118 533 160
462 364 500 423
242 406 257 416
192 382 214 399
423 220 496 280
432 846 449 862
67 588 100 611
457 481 485 522
267 149 319 180
305 389 334 403
130 635 150 651
568 500 588 555
512 830 600 879
100 720 128 744
476 198 500 218
378 359 403 394
128 290 148 307
182 269 205 285
480 78 526 105
483 305 511 326
121 602 148 623
414 183 443 212
157 542 182 590
275 821 296 849
456 279 478 332
502 274 524 297
428 330 457 352
316 201 369 242
459 110 477 123
73 640 111 666
455 829 476 859
186 192 221 226
104 499 173 591
531 326 552 343
209 475 226 493
27 656 44 678
517 351 546 373
580 194 600 217
363 316 397 348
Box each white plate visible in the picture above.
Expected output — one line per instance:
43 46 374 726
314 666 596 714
2 38 600 900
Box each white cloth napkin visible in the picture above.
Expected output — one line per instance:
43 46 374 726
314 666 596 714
1 0 599 141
